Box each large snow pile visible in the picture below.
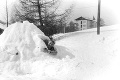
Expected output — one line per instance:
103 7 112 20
0 21 74 80
0 21 49 61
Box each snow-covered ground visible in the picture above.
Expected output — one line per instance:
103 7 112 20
56 24 120 80
0 22 120 80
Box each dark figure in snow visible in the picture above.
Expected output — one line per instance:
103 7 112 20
48 36 57 55
16 52 18 55
0 28 4 35
42 36 57 55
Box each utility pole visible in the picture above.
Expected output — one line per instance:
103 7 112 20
97 0 101 35
6 0 8 27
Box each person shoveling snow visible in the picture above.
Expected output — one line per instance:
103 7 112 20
0 21 57 62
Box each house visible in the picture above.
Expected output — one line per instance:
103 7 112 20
75 16 97 30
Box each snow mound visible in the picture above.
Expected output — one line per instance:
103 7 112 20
0 21 74 79
0 21 50 62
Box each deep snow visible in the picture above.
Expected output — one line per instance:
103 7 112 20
0 21 120 80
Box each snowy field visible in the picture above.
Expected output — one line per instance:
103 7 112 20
0 22 120 80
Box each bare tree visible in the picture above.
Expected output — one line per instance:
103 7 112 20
10 0 74 35
10 0 59 24
56 5 74 33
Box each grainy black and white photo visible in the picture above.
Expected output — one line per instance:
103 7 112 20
0 0 120 80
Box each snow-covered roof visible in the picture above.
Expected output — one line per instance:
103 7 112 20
75 16 93 21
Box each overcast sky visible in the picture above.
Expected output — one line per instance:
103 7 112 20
0 0 120 25
61 0 120 25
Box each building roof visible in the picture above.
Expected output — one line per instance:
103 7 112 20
75 16 93 21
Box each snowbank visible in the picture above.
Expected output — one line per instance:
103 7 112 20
0 21 74 80
0 21 50 62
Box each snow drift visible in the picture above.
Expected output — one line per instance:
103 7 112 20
0 21 50 62
56 24 120 80
0 21 74 79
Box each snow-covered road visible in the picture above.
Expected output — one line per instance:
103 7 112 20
56 24 120 80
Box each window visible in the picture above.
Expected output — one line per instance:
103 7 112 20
81 21 82 24
81 25 82 28
83 21 86 23
83 25 86 27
